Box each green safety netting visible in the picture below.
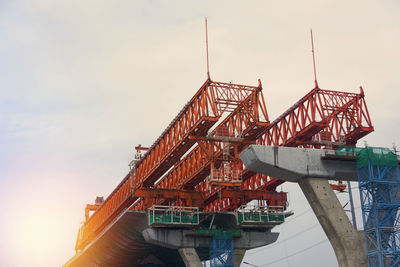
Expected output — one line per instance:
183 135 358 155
356 147 398 169
196 229 241 239
335 146 363 157
335 146 398 169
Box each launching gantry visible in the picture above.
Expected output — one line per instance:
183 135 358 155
64 72 373 266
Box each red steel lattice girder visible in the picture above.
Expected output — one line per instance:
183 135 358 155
76 79 267 250
202 86 374 211
135 80 260 188
76 82 374 251
129 83 270 210
259 86 373 147
241 86 374 193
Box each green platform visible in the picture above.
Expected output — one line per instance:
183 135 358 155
237 213 284 224
149 214 199 225
335 146 398 169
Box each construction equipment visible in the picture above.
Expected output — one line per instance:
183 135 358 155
73 75 374 255
356 147 400 267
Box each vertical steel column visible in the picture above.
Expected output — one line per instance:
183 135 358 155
357 148 400 267
348 181 358 229
210 237 234 267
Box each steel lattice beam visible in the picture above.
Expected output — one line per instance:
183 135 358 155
241 86 374 192
130 81 269 210
76 79 268 250
76 81 374 252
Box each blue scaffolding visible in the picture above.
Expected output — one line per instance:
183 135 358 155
209 236 234 267
357 147 400 266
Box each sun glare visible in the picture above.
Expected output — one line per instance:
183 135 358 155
13 210 60 265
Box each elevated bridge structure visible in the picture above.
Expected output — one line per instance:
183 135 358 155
66 76 374 267
241 146 400 267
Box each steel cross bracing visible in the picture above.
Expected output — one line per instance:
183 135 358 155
129 80 273 211
259 86 373 147
198 85 374 211
357 150 400 266
75 81 374 251
75 79 269 250
134 80 259 188
204 87 374 211
210 238 234 267
239 85 374 195
130 92 286 211
156 86 270 190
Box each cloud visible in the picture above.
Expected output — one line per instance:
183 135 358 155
0 1 399 266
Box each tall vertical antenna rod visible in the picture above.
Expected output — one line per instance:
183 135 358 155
205 17 210 79
310 29 319 88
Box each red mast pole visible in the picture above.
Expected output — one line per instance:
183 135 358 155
205 18 210 80
310 29 319 88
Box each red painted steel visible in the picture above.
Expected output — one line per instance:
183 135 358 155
203 189 287 212
76 80 374 252
134 188 203 209
241 85 374 193
130 85 373 213
161 87 268 190
129 81 269 211
76 79 268 250
202 85 373 211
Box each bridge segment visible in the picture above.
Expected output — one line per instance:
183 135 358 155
69 78 374 266
241 145 367 267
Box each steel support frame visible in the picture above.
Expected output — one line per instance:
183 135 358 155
76 82 374 252
76 79 267 250
206 85 374 210
358 163 400 267
202 189 287 212
210 238 234 267
242 86 374 192
131 85 269 210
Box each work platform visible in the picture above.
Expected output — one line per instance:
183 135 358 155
65 209 288 267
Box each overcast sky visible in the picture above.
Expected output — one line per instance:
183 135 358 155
0 1 399 266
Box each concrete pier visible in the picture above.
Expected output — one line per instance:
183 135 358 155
143 227 278 267
178 248 202 267
234 249 246 267
299 178 366 267
240 145 367 267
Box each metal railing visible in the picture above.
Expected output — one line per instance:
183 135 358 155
236 205 285 225
148 205 199 227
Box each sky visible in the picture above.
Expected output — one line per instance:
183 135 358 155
0 1 399 266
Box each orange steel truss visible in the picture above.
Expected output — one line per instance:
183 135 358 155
134 188 204 208
240 85 374 194
198 85 373 211
134 79 263 188
129 79 270 210
84 204 101 222
75 78 270 250
75 80 374 251
259 86 373 147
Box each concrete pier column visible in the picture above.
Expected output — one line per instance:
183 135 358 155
298 177 366 267
234 248 246 267
178 248 202 267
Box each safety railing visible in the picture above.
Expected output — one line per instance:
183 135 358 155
236 205 285 226
148 205 199 227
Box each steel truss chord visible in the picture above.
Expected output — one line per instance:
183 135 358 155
243 86 374 192
76 79 267 250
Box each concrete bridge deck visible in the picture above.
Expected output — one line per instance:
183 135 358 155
65 210 285 267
